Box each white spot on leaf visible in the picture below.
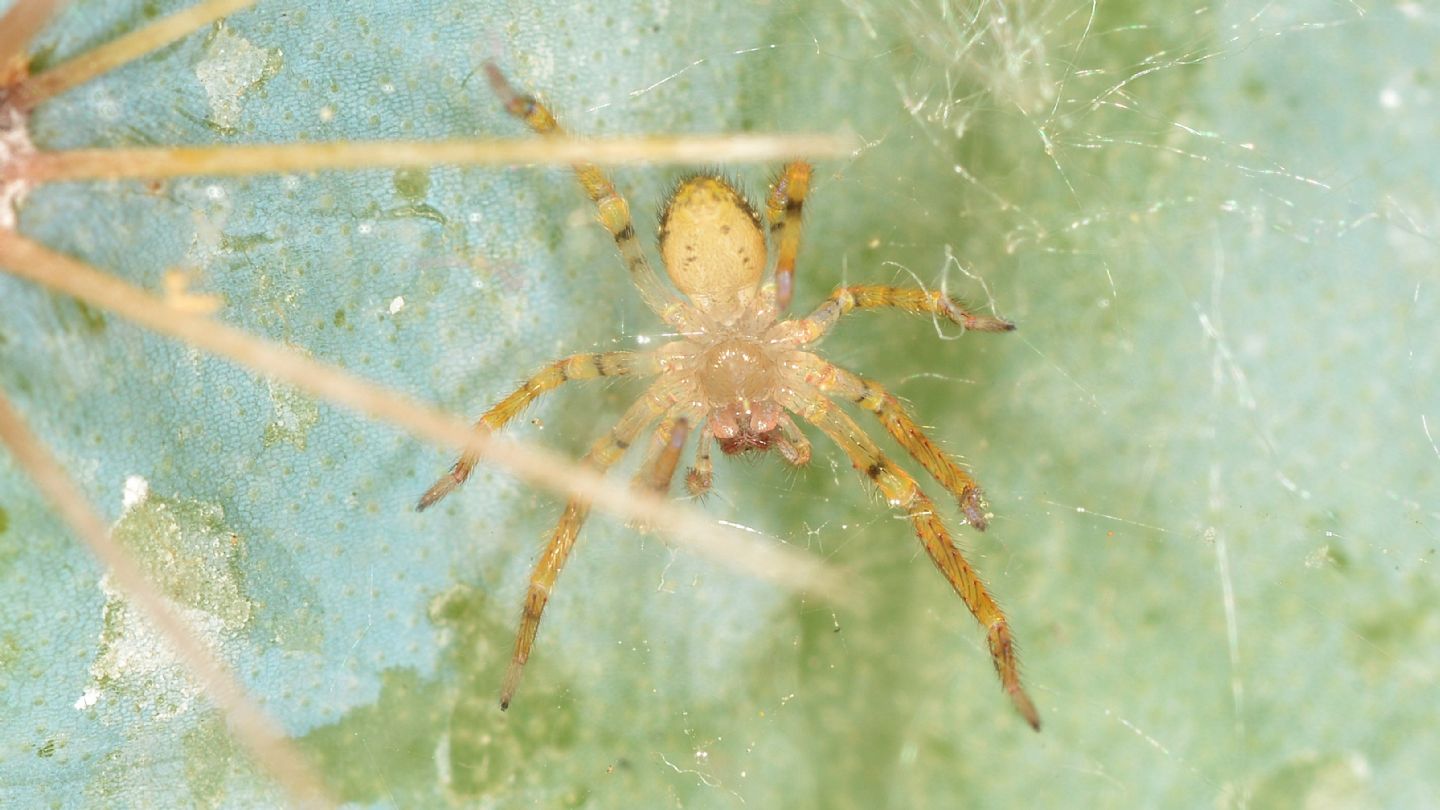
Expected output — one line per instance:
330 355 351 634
73 687 99 711
121 475 149 512
195 25 281 129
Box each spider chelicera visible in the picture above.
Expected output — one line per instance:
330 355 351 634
418 64 1039 730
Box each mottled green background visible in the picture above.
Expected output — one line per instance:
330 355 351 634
0 0 1435 807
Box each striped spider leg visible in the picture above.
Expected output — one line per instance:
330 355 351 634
498 379 691 708
778 386 1039 729
417 351 661 511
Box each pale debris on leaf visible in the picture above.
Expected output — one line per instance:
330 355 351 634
195 24 281 130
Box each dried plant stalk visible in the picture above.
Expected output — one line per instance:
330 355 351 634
7 0 255 109
0 390 335 808
11 133 855 183
0 0 69 81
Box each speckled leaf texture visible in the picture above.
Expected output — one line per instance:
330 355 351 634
0 1 1436 807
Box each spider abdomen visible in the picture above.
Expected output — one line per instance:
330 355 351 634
658 176 766 312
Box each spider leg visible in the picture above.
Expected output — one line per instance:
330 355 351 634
775 412 812 467
684 423 714 497
763 161 812 314
417 351 657 511
634 416 693 494
797 354 990 529
780 284 1015 346
783 389 1040 730
483 63 694 331
500 382 679 709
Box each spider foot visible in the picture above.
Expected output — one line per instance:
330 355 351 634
940 296 1016 333
777 437 811 467
987 622 1040 730
971 314 1017 332
416 461 470 512
499 658 525 711
415 486 447 512
960 488 990 531
684 467 712 498
1009 684 1041 732
482 62 538 119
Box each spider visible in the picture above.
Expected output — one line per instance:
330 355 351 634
417 63 1040 730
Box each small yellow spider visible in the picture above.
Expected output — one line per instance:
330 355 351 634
418 64 1040 730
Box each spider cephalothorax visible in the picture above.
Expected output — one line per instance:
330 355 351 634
659 176 790 455
701 342 782 452
418 64 1039 729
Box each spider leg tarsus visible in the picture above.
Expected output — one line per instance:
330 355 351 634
684 467 712 497
481 61 535 118
1015 691 1041 731
499 662 520 711
961 488 990 531
777 438 810 467
776 413 812 466
685 424 714 497
792 285 1019 345
415 461 467 512
988 621 1041 731
968 313 1017 332
937 293 1017 333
